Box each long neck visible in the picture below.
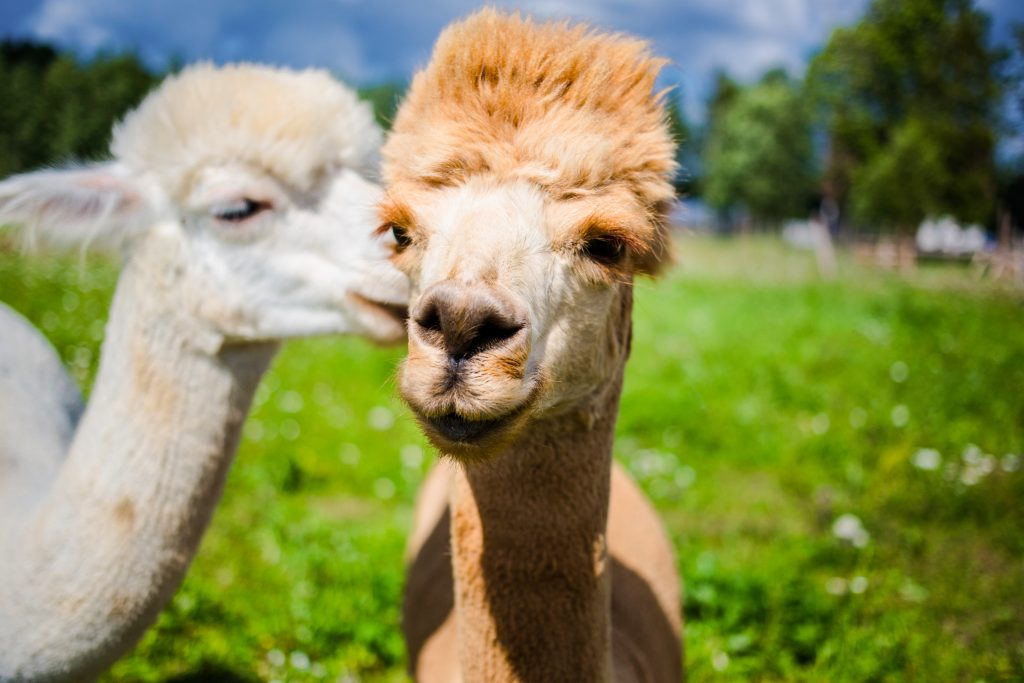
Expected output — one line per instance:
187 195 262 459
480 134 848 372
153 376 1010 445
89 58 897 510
450 293 632 682
0 244 276 681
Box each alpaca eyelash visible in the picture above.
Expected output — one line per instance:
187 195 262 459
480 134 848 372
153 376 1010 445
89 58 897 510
580 233 626 266
210 198 272 223
390 223 413 250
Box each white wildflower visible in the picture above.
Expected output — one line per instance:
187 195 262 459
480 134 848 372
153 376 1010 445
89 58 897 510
368 405 395 430
891 404 910 427
849 576 869 594
674 465 697 489
962 444 983 466
889 361 909 383
278 390 304 413
401 444 425 469
290 651 310 670
833 513 870 548
912 448 941 471
811 413 830 435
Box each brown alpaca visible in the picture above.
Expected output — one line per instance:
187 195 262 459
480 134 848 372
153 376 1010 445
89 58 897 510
382 10 682 681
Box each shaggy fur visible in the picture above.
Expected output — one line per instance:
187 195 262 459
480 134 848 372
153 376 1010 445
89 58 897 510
0 63 405 682
114 63 381 200
382 8 677 274
387 10 683 682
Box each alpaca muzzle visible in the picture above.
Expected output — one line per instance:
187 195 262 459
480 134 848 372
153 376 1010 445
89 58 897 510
399 279 538 458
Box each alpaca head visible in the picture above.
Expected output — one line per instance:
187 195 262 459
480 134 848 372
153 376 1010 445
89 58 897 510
381 10 676 459
0 63 408 345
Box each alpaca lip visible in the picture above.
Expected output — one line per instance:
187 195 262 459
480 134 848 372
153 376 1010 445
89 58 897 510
349 292 409 325
424 412 507 444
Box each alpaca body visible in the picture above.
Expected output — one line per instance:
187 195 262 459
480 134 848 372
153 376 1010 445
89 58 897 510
405 458 681 683
0 63 407 681
382 11 683 680
0 246 276 679
0 303 82 520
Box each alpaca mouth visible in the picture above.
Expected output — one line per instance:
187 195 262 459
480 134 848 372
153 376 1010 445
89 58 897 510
351 292 408 323
423 412 509 444
402 360 544 459
348 292 409 342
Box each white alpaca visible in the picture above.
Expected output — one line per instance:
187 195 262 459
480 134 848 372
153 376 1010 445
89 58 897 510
0 63 408 682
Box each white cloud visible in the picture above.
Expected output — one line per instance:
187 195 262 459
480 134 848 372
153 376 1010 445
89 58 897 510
31 0 112 50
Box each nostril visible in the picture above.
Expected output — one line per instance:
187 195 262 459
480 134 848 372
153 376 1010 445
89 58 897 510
412 283 527 359
467 316 523 357
416 305 443 335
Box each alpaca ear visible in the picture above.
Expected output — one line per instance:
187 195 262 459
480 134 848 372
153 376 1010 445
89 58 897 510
0 163 151 252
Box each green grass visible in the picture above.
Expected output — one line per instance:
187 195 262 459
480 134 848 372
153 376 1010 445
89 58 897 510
2 236 1022 682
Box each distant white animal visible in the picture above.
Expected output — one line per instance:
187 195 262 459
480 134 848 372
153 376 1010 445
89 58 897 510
0 63 408 682
917 216 987 256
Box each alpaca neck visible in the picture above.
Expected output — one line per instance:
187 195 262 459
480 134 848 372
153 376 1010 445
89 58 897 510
0 239 277 681
450 368 625 682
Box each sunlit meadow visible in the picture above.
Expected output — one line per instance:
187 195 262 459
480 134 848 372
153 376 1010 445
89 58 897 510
1 235 1021 682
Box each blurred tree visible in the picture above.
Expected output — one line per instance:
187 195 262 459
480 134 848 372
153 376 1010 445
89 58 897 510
703 72 817 229
1011 24 1024 129
357 81 407 130
664 89 696 193
808 0 1006 232
707 70 741 125
0 41 157 178
996 24 1024 236
849 117 948 229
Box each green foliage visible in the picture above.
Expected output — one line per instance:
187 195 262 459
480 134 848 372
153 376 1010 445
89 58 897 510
0 41 158 176
808 0 1005 231
357 82 408 131
3 236 1022 681
0 40 409 179
664 90 698 191
1011 24 1024 129
703 73 816 226
848 116 947 229
707 71 741 125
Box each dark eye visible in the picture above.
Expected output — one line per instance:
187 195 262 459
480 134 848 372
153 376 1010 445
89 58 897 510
211 198 270 223
581 234 625 265
391 223 413 250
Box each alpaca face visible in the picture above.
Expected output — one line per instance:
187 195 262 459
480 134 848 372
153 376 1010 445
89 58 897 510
173 163 409 343
381 176 644 459
378 10 678 460
0 64 410 347
0 161 408 345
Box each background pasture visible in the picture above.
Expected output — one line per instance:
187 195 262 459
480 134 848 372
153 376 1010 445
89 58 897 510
2 235 1021 682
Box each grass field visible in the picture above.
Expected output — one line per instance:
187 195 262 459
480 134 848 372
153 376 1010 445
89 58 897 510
2 235 1022 682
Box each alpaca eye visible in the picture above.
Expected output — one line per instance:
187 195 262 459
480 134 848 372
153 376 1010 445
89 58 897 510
391 223 413 250
581 234 625 265
211 198 270 223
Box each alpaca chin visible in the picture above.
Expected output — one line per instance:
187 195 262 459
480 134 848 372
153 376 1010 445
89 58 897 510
411 392 540 462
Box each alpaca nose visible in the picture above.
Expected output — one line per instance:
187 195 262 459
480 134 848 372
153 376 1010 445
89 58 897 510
412 281 527 360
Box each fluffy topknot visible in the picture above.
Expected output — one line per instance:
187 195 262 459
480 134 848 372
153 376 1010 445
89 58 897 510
383 8 677 206
112 63 381 198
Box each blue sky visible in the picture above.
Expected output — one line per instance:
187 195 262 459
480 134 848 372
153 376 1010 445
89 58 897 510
2 0 1022 123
